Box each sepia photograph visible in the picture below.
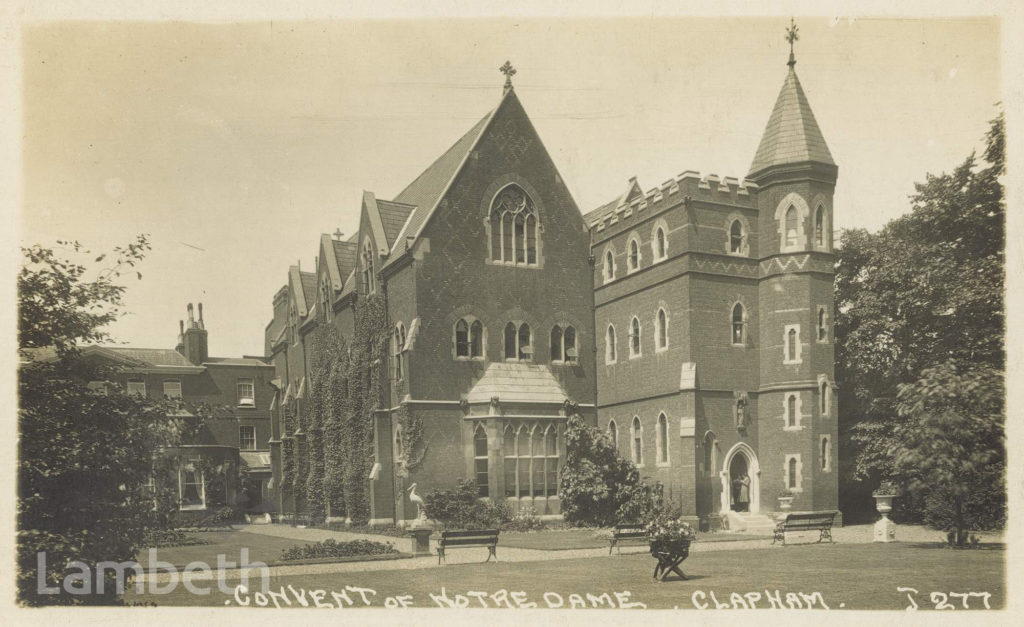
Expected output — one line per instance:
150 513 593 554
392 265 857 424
7 1 1015 617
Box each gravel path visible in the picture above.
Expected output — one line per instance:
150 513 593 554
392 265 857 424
136 522 1004 584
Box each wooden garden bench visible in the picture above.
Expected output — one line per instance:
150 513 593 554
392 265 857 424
772 511 837 545
609 523 648 554
437 529 500 564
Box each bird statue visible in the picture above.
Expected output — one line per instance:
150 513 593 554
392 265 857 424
407 483 427 523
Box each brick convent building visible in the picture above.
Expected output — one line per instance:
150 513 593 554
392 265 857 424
265 51 838 529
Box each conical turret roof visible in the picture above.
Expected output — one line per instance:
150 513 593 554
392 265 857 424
748 66 834 177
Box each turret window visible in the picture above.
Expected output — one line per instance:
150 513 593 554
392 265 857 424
606 324 617 364
732 303 747 345
784 392 803 430
730 220 744 253
817 306 828 342
783 324 802 364
815 205 826 248
655 308 668 351
785 206 799 248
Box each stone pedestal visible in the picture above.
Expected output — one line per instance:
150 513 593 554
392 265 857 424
873 494 896 543
408 527 433 556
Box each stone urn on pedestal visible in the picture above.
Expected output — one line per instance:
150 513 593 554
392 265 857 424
873 483 899 543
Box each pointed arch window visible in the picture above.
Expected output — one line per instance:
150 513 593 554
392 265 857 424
787 456 799 490
732 303 746 345
393 322 407 381
516 426 530 497
606 325 617 364
730 220 744 254
550 324 578 364
785 206 799 248
362 239 376 294
787 328 798 361
631 416 643 466
656 308 668 351
815 205 826 247
629 317 641 358
504 322 532 360
654 226 667 261
319 276 332 322
455 319 469 358
503 425 517 497
474 425 489 497
657 413 669 464
820 436 831 471
603 249 615 283
817 307 828 342
544 425 558 497
504 322 517 360
703 432 717 476
470 320 483 358
786 394 798 428
608 420 618 452
490 185 539 266
784 324 802 364
820 380 829 415
518 323 532 360
628 238 641 272
394 426 404 461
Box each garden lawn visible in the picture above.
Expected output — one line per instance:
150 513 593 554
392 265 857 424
129 542 1005 610
135 529 400 569
499 530 766 551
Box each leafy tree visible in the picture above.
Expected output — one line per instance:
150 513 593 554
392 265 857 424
17 236 186 604
558 410 643 526
835 112 1005 530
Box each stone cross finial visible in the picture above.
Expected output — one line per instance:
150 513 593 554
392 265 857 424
786 18 799 67
333 228 344 241
499 60 516 92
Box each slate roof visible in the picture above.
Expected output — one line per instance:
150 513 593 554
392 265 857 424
383 109 495 266
748 67 834 176
581 197 619 225
104 347 195 367
466 362 569 405
376 200 416 248
205 357 271 367
299 271 317 317
333 239 357 279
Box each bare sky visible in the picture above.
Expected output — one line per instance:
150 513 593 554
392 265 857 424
20 17 1001 358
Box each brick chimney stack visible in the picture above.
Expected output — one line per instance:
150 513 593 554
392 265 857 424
182 302 209 365
175 319 186 356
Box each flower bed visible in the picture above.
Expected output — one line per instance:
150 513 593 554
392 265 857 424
280 538 397 561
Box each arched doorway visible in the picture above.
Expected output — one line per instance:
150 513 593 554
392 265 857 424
719 442 760 514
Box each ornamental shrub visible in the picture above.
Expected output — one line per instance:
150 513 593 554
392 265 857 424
280 538 396 561
502 505 545 532
422 480 510 529
559 412 642 527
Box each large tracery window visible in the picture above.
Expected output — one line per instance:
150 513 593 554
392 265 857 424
474 425 489 497
490 185 539 266
502 422 559 499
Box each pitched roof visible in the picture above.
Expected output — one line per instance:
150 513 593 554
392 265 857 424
333 239 357 281
748 67 835 177
582 196 620 225
299 271 317 317
103 347 195 368
376 200 416 248
205 357 271 367
582 176 643 224
466 362 569 404
383 108 496 266
320 234 343 291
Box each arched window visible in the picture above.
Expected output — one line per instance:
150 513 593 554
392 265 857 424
732 303 746 345
516 426 530 497
362 239 376 294
820 381 829 414
656 308 668 351
730 220 744 253
788 457 798 489
550 325 563 362
518 323 532 360
606 325 617 363
603 250 615 282
531 426 545 497
544 425 558 497
395 426 403 460
628 238 641 272
490 185 539 266
503 425 517 497
319 276 332 322
631 417 643 465
787 327 798 361
288 299 298 345
564 326 577 363
504 322 517 360
630 317 641 358
393 323 406 381
821 436 830 471
608 420 618 452
703 432 717 476
654 226 667 260
455 319 469 358
787 394 797 428
474 425 488 497
657 413 669 464
815 205 826 247
470 320 483 358
785 206 798 248
817 307 827 341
